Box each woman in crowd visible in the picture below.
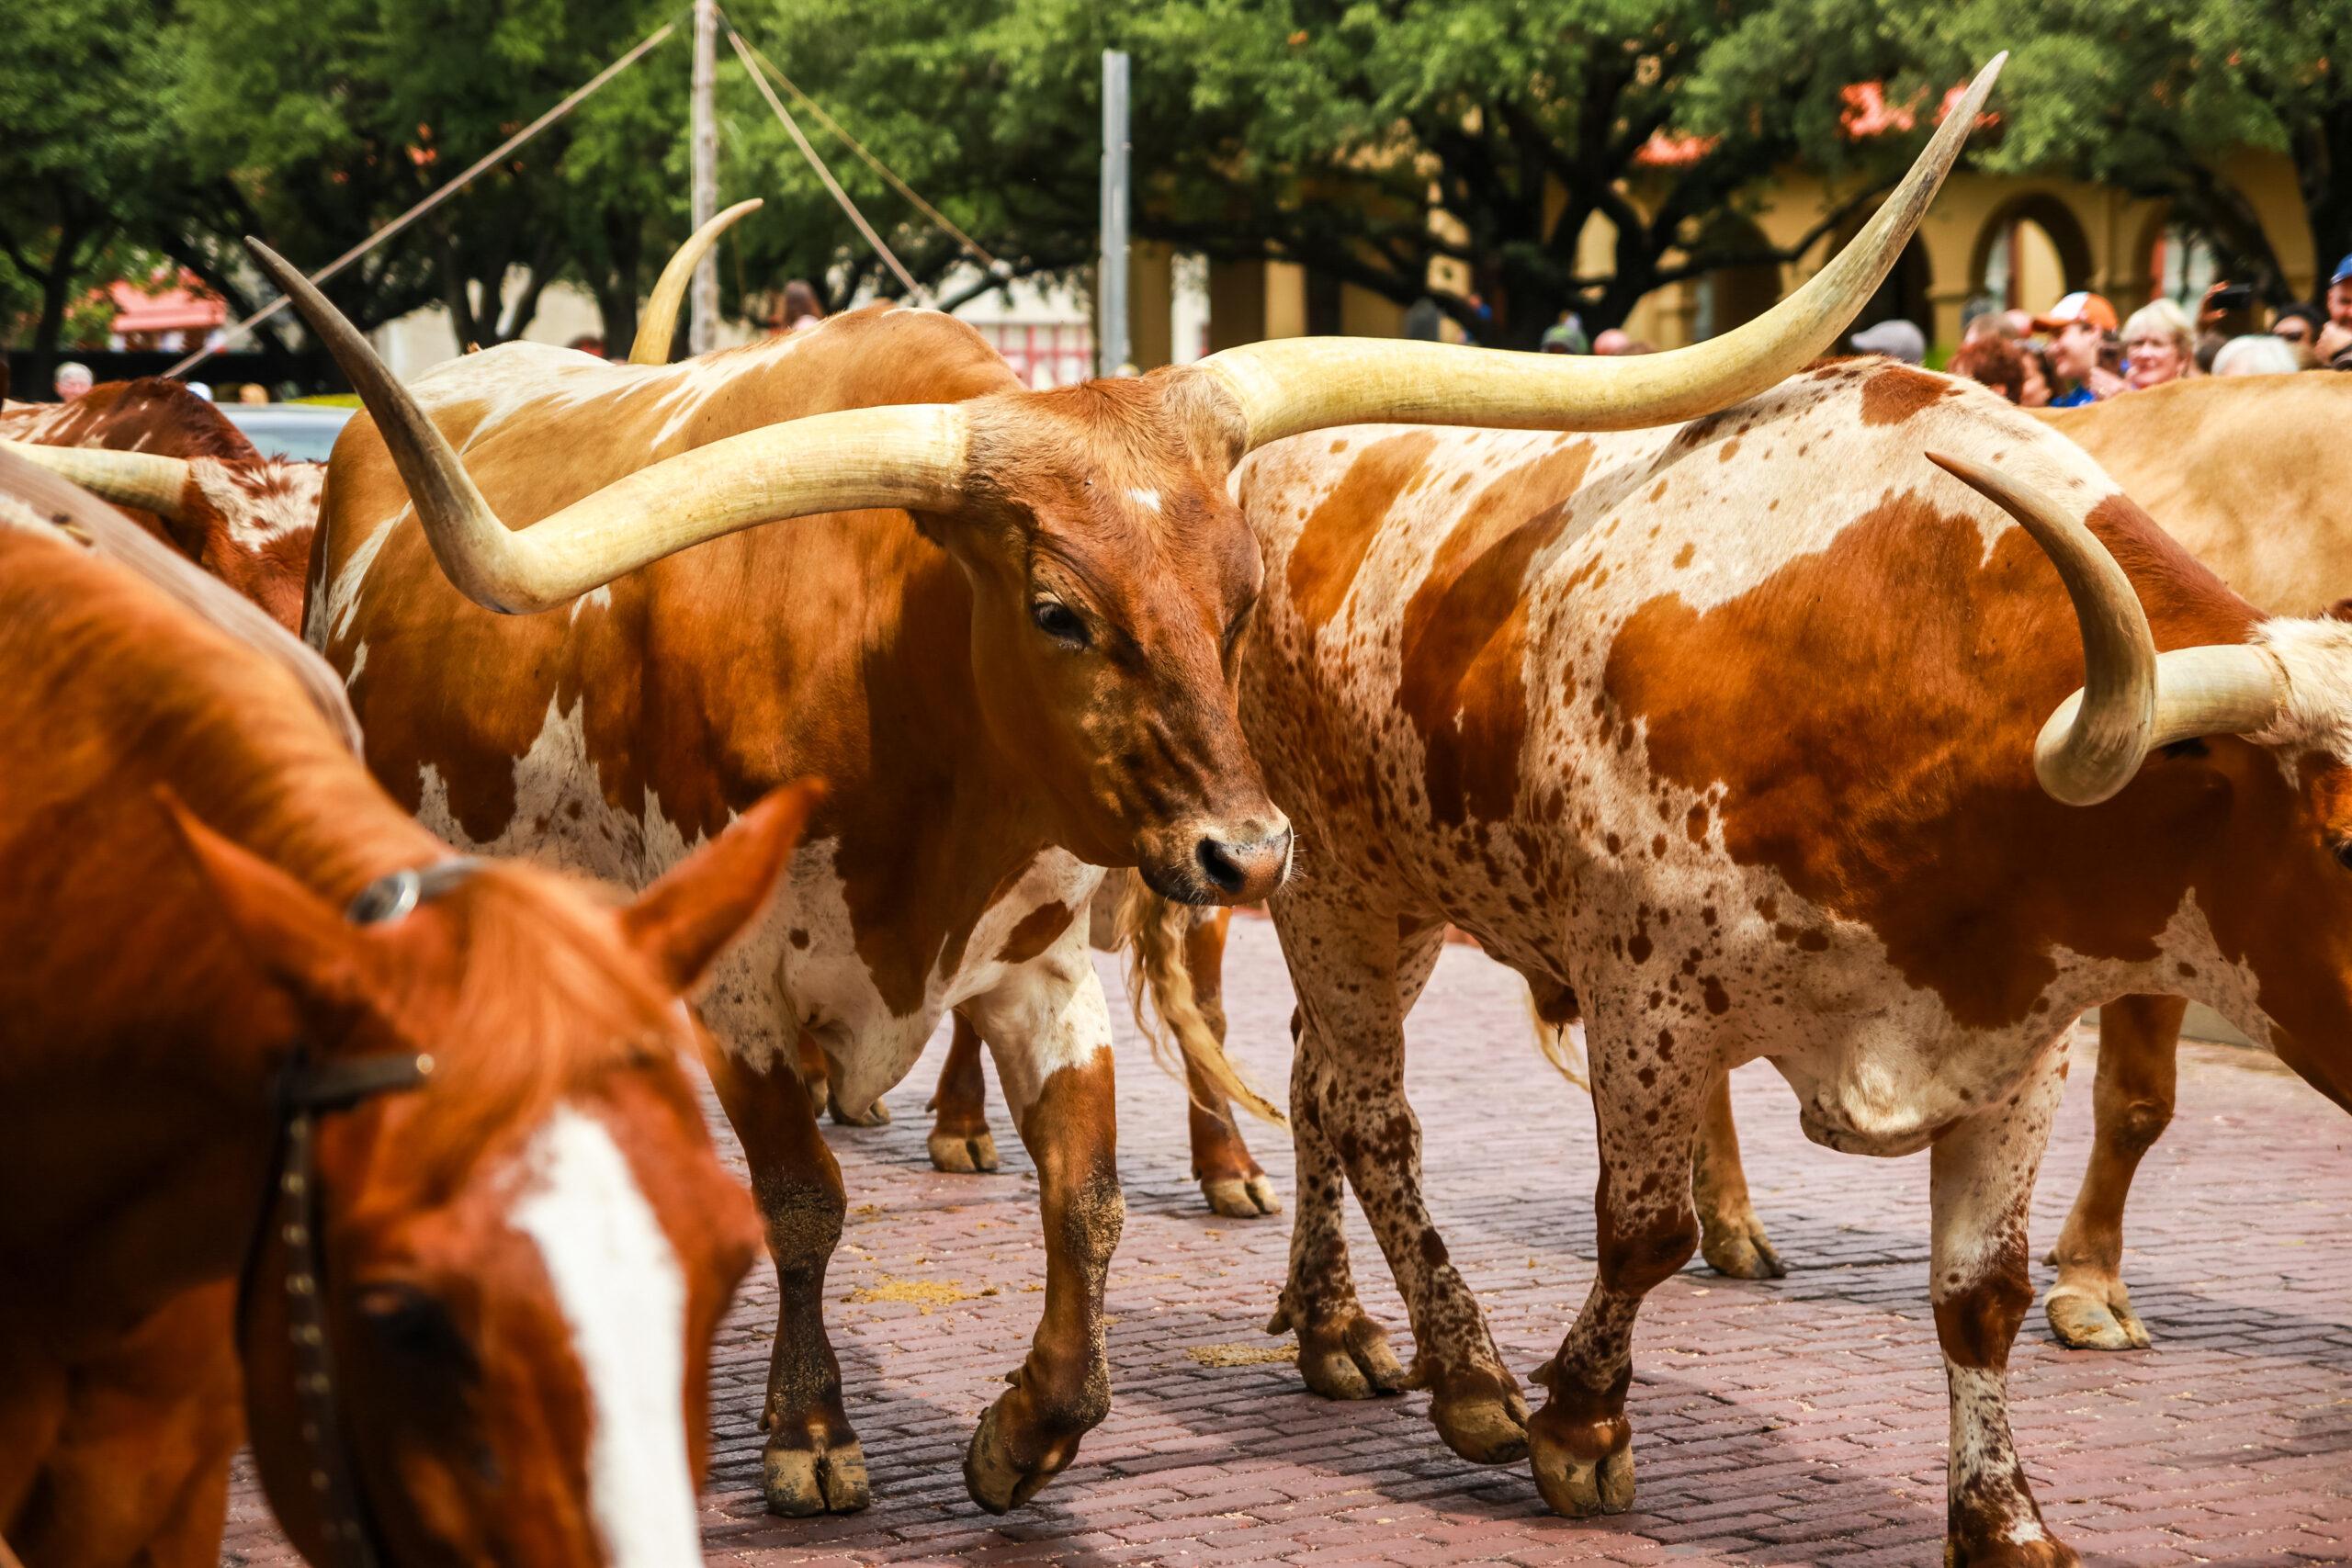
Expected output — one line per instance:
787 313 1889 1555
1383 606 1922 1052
2120 299 2195 390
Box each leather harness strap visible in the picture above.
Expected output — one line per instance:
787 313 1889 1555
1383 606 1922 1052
236 859 475 1568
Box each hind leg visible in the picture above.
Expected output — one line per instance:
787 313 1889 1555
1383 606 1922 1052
1182 911 1280 1217
1274 892 1527 1464
1268 1002 1408 1402
926 1014 1001 1172
1692 1069 1785 1280
2043 996 2180 1349
706 1035 868 1517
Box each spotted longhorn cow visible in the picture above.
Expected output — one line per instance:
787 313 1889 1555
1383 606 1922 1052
2 378 322 629
247 68 1985 1517
2022 372 2352 1348
1159 356 2352 1563
1644 372 2352 1348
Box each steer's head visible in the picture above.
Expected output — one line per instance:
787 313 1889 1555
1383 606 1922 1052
245 53 1997 908
1934 454 2352 1116
164 786 812 1568
947 375 1287 899
2154 616 2352 1112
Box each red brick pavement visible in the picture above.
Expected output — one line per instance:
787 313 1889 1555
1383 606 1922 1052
220 919 2352 1566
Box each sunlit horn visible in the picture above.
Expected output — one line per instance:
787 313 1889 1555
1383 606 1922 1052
246 238 969 615
1928 449 2284 806
1 441 191 521
1193 54 2005 452
629 198 764 365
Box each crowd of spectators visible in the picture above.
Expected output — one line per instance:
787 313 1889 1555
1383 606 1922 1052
1917 252 2352 410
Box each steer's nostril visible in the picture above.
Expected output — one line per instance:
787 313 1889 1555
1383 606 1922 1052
1194 829 1294 898
1196 836 1248 894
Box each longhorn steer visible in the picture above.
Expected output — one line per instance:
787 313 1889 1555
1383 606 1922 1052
1657 372 2352 1342
249 57 1991 1518
2021 373 2352 1349
2 379 322 628
0 452 796 1568
1206 361 2352 1562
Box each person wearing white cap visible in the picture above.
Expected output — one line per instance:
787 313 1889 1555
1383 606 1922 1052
52 362 92 401
1850 318 1925 365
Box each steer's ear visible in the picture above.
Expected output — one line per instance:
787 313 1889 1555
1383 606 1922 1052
156 786 372 1010
623 781 823 993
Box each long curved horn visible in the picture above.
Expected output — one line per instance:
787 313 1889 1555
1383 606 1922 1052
1928 450 2286 806
629 197 764 365
1 441 191 521
246 240 969 615
1193 54 2005 452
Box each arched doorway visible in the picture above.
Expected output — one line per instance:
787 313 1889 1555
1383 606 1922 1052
1972 195 2094 313
1690 213 1785 341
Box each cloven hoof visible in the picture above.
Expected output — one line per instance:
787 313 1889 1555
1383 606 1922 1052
762 1434 872 1517
1277 1304 1408 1401
1430 1382 1532 1465
1201 1172 1283 1217
1531 1429 1634 1517
2043 1279 2153 1351
962 1395 1078 1514
928 1127 1001 1173
1700 1218 1787 1280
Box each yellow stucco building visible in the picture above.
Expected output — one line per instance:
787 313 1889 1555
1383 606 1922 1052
1144 148 2317 359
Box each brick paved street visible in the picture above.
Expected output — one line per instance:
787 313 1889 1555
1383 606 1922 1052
222 917 2352 1566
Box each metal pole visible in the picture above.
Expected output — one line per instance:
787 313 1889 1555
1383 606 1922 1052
689 0 719 355
1098 50 1131 378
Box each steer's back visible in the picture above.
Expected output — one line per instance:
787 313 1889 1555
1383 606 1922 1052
2039 374 2352 616
1236 359 2161 1011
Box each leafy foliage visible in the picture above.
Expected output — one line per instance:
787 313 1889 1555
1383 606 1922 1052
2 0 2346 369
1926 0 2352 304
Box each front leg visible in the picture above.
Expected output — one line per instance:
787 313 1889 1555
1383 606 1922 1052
703 1037 868 1517
1181 910 1280 1218
2043 995 2180 1349
1934 1045 2076 1566
1528 1007 1709 1517
957 950 1125 1513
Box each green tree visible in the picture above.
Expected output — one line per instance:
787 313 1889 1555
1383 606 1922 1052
0 0 187 381
736 0 1958 348
168 0 694 351
1921 1 2352 306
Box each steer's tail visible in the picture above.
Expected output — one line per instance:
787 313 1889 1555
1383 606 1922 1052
1113 873 1287 1126
1526 982 1590 1089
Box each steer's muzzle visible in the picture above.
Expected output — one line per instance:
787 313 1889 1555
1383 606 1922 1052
1196 826 1294 901
1142 815 1294 906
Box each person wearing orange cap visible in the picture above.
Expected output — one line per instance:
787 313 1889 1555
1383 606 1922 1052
2032 290 2126 406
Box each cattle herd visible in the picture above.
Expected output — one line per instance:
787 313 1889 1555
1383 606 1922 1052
8 50 2352 1568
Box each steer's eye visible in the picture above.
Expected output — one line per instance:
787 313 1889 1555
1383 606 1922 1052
1032 600 1089 649
2332 838 2352 873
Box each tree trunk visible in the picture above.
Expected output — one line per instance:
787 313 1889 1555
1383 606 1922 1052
2298 107 2352 308
26 215 86 398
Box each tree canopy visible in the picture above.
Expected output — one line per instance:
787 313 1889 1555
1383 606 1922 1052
1931 0 2352 306
2 0 2344 373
